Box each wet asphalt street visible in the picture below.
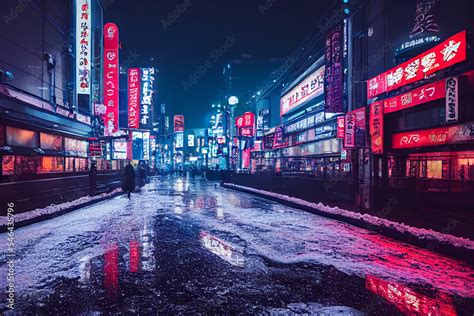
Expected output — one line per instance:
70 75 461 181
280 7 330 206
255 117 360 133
1 175 473 315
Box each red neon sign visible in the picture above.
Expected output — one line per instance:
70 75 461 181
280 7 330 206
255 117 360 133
368 30 467 99
369 101 384 154
128 68 140 129
344 112 356 148
392 122 474 149
174 115 184 132
103 23 119 136
240 127 254 137
336 116 345 138
235 112 255 128
383 79 446 114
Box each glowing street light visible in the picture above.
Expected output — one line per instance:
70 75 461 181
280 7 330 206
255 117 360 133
228 96 239 106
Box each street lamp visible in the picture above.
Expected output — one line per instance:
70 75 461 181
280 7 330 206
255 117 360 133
228 96 239 106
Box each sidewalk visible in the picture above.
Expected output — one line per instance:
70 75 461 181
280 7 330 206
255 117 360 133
0 189 124 233
222 183 474 264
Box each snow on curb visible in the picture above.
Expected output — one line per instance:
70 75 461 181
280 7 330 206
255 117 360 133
223 183 474 251
0 189 123 226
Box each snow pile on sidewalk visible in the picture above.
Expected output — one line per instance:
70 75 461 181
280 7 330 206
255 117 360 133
0 189 123 227
223 183 474 251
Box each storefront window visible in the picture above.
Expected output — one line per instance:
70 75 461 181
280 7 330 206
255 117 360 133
16 156 38 174
454 157 474 180
96 159 110 171
407 160 419 177
66 157 75 172
6 127 38 147
427 160 442 179
2 155 14 175
40 133 63 150
65 138 88 157
76 158 88 172
38 157 64 173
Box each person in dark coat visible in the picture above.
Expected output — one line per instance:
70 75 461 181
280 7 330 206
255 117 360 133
89 162 97 196
124 162 136 199
138 162 146 187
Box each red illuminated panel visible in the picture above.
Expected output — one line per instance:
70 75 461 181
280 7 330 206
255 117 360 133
337 116 345 138
368 30 467 99
236 112 255 128
129 241 140 273
366 275 457 316
128 68 141 129
383 79 446 114
103 23 120 136
104 244 119 300
240 127 254 137
235 116 242 127
174 115 185 132
273 126 287 149
370 101 384 154
392 122 474 149
242 148 251 169
344 112 356 148
393 126 450 149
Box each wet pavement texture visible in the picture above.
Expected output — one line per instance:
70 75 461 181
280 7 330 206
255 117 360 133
1 176 474 315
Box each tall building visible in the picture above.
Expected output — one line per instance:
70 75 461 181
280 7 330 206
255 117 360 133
0 0 104 179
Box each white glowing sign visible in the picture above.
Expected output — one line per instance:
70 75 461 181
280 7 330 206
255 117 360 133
143 131 150 160
76 0 91 94
280 65 325 116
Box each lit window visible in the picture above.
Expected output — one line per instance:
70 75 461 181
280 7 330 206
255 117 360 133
2 155 14 175
6 127 38 147
40 133 63 150
66 157 75 172
15 156 38 174
427 160 442 179
38 157 64 173
76 158 88 172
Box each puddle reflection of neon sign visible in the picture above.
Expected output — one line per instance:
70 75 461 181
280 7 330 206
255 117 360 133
365 275 456 316
199 232 245 267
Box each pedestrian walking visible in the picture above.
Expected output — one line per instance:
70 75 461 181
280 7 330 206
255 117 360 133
89 162 97 196
123 162 136 199
138 162 146 187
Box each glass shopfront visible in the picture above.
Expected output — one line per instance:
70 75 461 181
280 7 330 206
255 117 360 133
38 157 64 173
40 133 63 150
0 124 92 179
388 151 474 192
6 126 38 147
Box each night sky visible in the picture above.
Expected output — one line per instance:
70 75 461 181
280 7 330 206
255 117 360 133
106 0 336 128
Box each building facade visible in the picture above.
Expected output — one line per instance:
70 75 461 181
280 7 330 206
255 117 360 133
235 0 474 214
0 0 104 180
